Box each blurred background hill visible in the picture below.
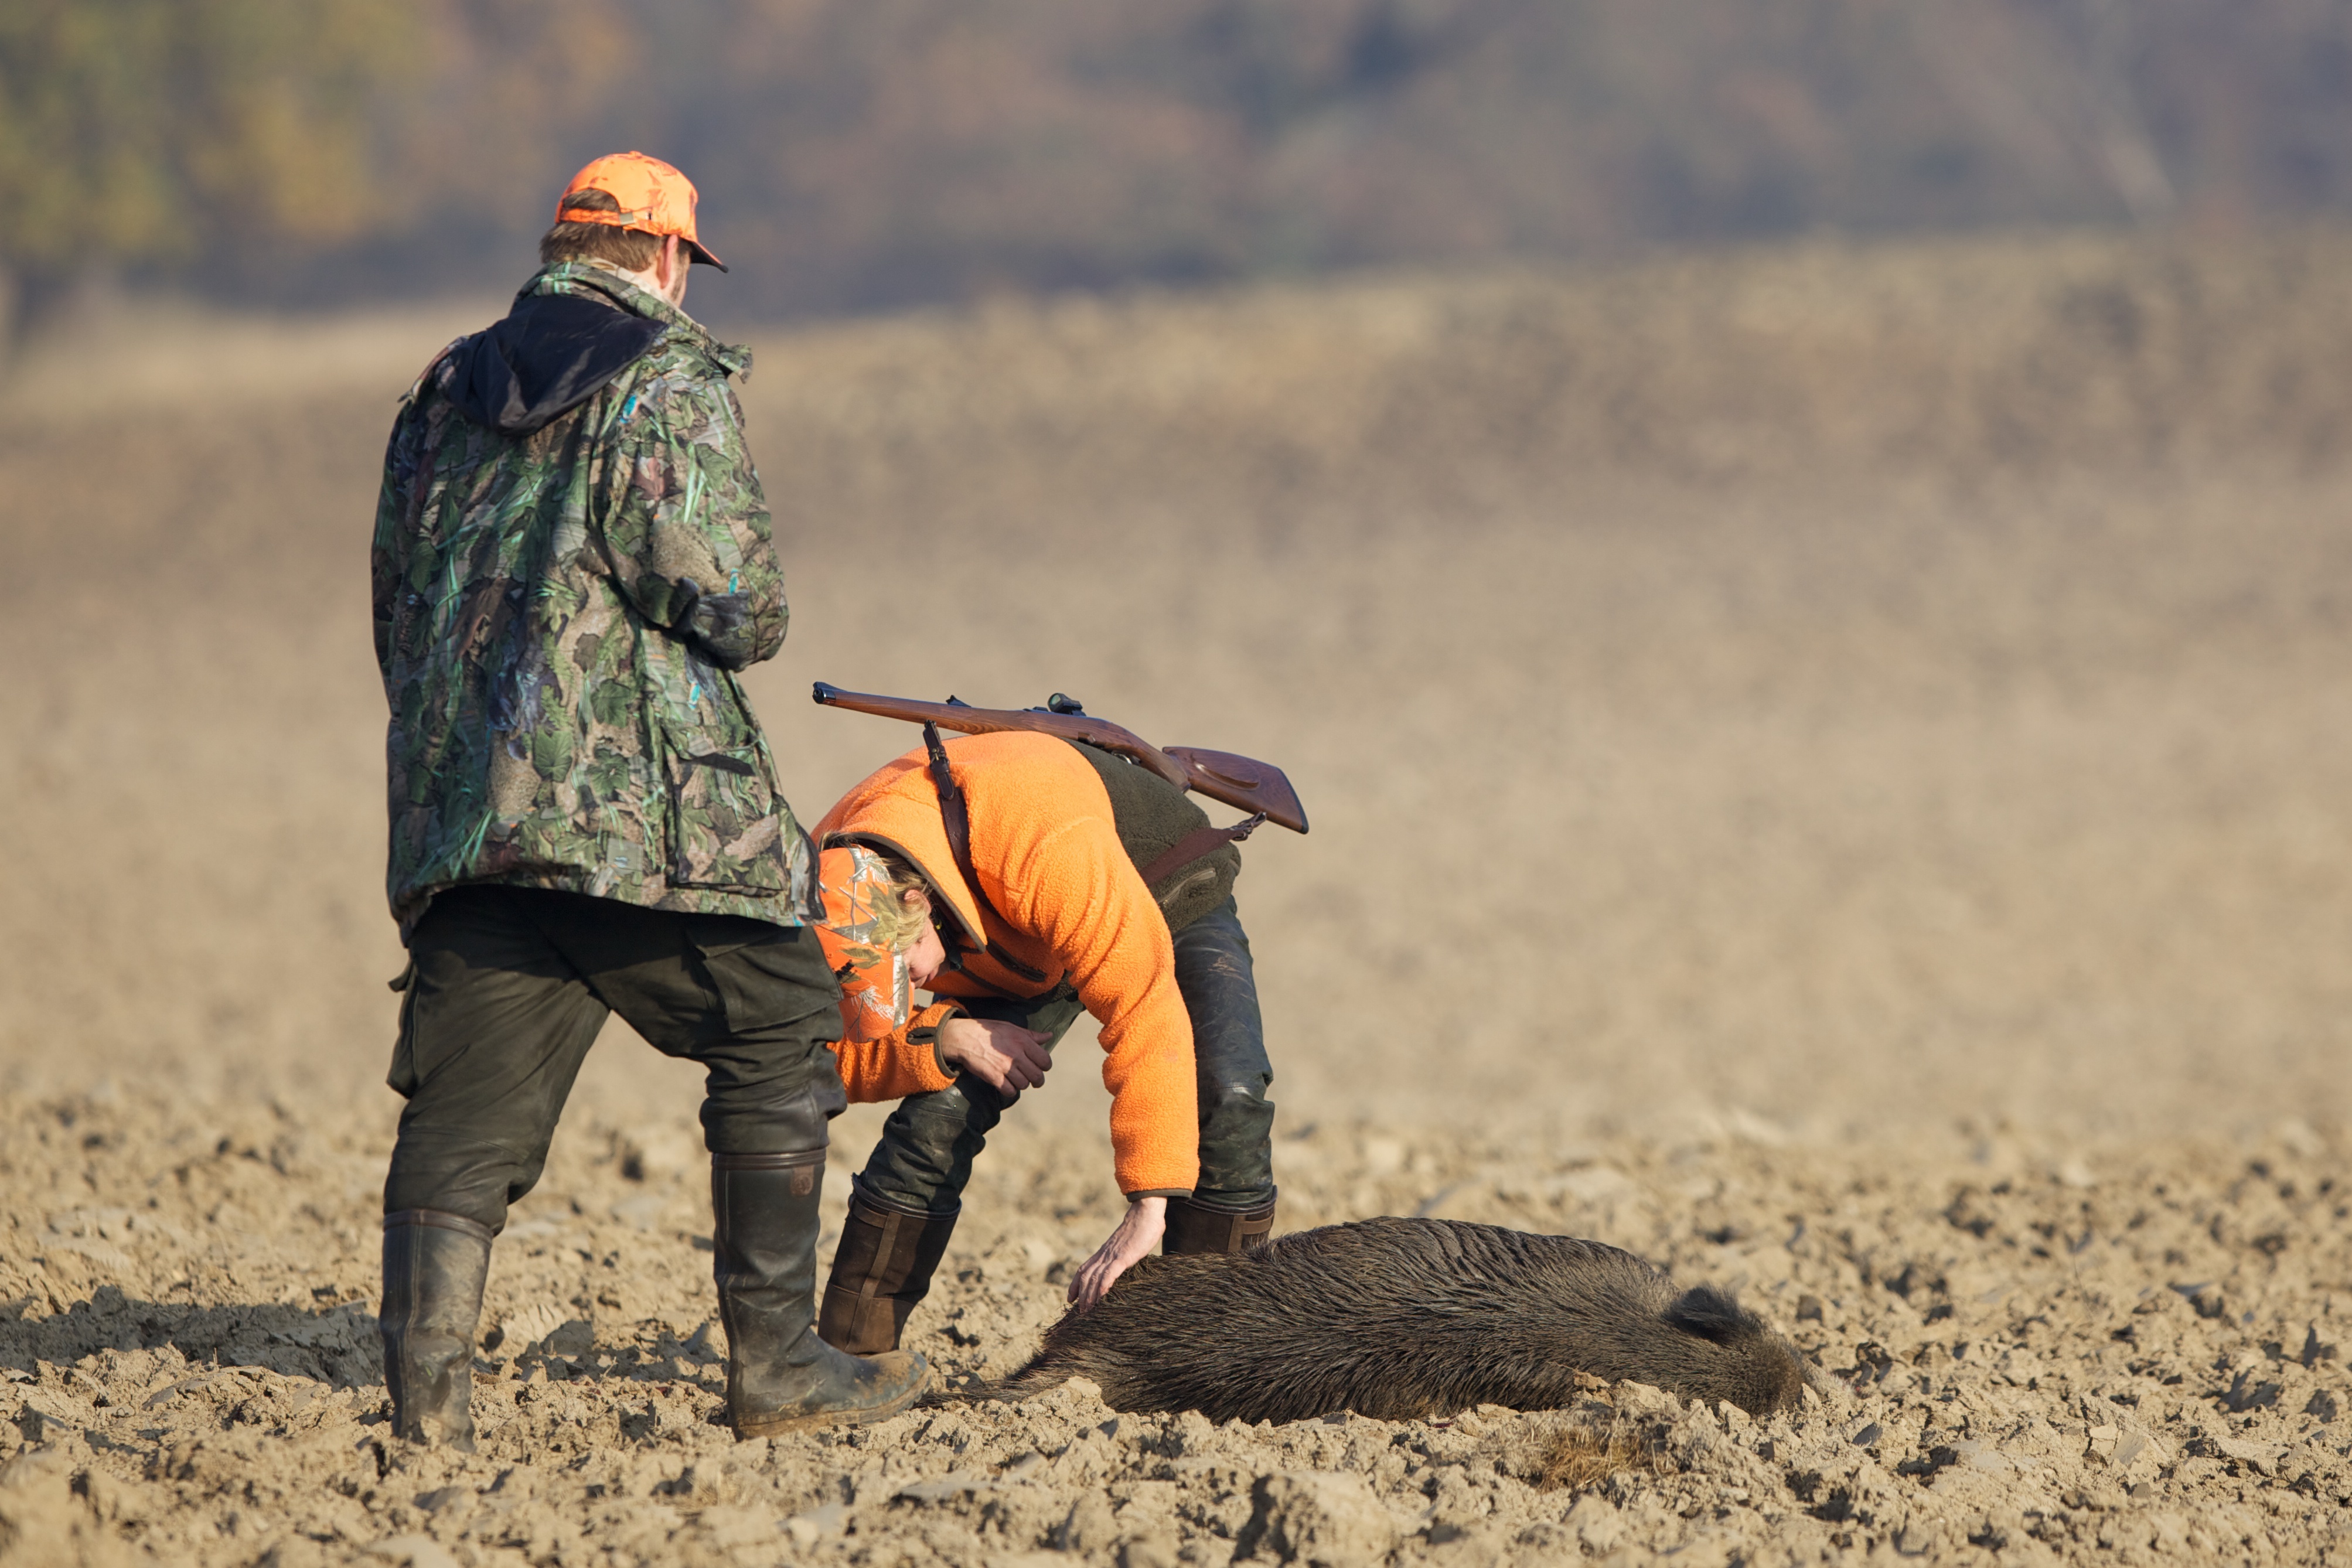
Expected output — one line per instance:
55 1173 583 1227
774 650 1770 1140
8 224 2352 1144
10 0 2352 332
4 2 2352 1145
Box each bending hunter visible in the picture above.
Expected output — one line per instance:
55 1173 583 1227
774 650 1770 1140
806 728 1279 1355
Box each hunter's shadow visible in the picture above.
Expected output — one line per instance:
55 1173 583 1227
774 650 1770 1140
0 1285 722 1394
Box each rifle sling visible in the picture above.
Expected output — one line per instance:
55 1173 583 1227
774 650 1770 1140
1137 814 1266 888
922 722 1049 983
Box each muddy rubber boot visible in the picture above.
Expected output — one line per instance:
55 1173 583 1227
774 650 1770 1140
712 1151 930 1438
1163 1191 1277 1256
819 1182 960 1354
380 1208 494 1451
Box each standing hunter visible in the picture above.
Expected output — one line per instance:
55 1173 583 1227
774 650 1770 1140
369 152 926 1449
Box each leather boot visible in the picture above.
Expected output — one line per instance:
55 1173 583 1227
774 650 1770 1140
1163 1191 1277 1256
380 1208 493 1451
819 1182 960 1354
712 1151 930 1437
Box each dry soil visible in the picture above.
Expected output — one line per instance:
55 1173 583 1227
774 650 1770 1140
4 231 2352 1565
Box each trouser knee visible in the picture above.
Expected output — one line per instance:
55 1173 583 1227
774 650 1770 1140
701 1058 846 1157
383 1131 544 1233
857 1079 1004 1215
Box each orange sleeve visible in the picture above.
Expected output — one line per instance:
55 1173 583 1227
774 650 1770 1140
833 1001 964 1104
999 817 1199 1197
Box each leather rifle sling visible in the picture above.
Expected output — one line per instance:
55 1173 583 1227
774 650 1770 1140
922 723 1049 983
1137 813 1267 888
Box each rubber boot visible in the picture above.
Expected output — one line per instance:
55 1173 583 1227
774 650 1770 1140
712 1151 930 1437
1163 1191 1277 1256
818 1182 960 1354
380 1208 494 1451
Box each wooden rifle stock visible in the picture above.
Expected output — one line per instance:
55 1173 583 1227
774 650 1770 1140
811 682 1308 834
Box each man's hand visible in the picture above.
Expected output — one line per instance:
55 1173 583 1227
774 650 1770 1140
938 1017 1054 1097
1068 1197 1166 1310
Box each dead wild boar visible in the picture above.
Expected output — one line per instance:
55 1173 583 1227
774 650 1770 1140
1001 1216 1807 1423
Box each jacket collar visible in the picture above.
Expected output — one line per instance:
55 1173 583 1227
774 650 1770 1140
520 261 754 379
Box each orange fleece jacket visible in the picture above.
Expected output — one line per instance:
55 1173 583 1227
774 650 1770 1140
814 731 1199 1197
833 1000 964 1104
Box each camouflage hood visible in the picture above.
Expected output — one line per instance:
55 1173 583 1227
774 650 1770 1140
372 261 813 940
447 285 667 435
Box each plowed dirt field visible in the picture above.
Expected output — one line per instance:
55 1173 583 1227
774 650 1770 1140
6 231 2352 1565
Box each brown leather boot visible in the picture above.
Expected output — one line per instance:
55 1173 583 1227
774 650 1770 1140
817 1183 960 1355
1162 1191 1277 1256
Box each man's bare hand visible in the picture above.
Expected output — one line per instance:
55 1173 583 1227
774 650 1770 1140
1068 1197 1166 1310
938 1017 1054 1097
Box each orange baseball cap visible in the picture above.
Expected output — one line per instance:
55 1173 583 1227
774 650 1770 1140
555 151 726 271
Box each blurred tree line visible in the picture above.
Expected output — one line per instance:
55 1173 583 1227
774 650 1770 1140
6 0 2352 330
0 0 414 326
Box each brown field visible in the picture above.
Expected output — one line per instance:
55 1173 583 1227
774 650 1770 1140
5 229 2352 1564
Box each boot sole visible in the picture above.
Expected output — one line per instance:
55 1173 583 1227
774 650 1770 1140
733 1364 931 1440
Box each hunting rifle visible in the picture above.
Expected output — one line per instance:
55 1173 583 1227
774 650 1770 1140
810 681 1308 834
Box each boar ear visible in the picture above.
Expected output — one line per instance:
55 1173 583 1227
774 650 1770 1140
1662 1284 1753 1344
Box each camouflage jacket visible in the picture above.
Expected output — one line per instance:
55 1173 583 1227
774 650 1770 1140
371 261 813 941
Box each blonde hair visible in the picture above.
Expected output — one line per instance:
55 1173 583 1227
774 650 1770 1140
864 861 935 955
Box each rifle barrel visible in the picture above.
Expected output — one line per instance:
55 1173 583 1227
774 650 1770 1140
813 683 1189 789
812 682 1307 833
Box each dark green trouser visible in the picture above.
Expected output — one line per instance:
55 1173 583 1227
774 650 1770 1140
857 895 1276 1213
383 884 847 1231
